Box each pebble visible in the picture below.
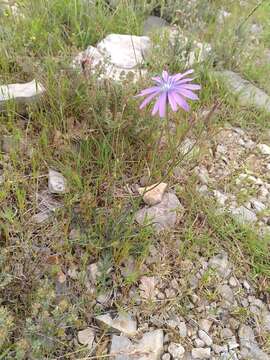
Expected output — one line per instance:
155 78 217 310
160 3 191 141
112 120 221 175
218 284 234 304
179 322 188 337
212 344 228 354
138 182 168 206
168 343 185 359
228 277 238 287
77 328 95 348
191 347 211 359
194 338 205 348
220 328 234 339
198 330 212 346
135 193 183 232
198 319 213 333
48 169 67 194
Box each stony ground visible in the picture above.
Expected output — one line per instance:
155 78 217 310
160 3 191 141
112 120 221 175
0 0 270 359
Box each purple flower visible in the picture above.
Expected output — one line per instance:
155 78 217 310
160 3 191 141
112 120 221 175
136 69 201 118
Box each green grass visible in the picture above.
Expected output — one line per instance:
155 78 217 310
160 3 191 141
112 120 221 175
0 0 270 358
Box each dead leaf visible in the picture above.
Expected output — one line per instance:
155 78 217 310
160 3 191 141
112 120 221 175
139 276 158 301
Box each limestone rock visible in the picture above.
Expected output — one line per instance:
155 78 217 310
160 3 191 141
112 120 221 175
229 206 257 224
191 347 211 359
138 182 168 206
198 330 212 346
215 71 270 114
73 34 151 82
110 330 163 360
96 313 137 336
135 193 183 232
0 80 45 112
48 169 67 194
168 342 185 359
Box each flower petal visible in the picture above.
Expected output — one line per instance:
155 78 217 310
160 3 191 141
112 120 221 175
152 76 163 84
151 97 160 116
171 69 194 82
139 92 159 109
162 70 169 82
180 84 201 90
171 92 190 112
174 77 195 85
177 88 199 100
158 92 167 118
168 92 178 112
136 86 161 97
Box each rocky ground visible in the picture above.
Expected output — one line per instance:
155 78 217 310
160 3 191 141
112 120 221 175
0 0 270 359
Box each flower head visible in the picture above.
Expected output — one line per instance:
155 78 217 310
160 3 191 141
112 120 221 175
136 69 201 118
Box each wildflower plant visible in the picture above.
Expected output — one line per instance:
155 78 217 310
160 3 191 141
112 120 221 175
136 69 201 118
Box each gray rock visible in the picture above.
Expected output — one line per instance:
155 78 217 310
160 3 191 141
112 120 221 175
198 319 212 333
218 284 234 304
48 169 67 194
73 34 151 82
168 342 185 359
0 80 45 112
239 325 269 360
229 206 257 224
212 344 228 354
96 313 137 336
215 71 270 114
135 193 183 232
191 347 211 359
198 330 212 346
220 350 239 360
110 335 133 360
209 251 231 278
220 328 234 339
228 277 238 287
143 16 169 35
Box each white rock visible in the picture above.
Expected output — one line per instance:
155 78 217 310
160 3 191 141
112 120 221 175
198 330 212 346
257 144 270 156
138 183 168 206
220 328 234 339
0 80 45 112
191 347 211 359
229 206 257 224
48 169 67 194
213 190 228 206
138 330 164 360
97 34 150 69
212 344 228 354
135 192 183 232
194 338 205 348
73 34 151 82
96 313 137 336
78 328 95 348
179 322 188 337
195 166 210 185
168 342 185 359
215 71 270 114
228 277 238 287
